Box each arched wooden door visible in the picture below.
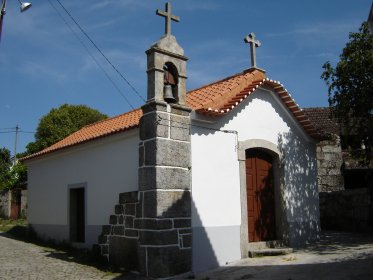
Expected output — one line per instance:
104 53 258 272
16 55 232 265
246 149 276 242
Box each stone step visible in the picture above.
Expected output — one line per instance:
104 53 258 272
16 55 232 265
247 240 286 250
249 247 293 258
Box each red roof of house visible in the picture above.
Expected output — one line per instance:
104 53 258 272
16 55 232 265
23 69 319 161
303 107 340 137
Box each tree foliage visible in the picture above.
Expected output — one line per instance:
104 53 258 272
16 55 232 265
0 148 12 190
321 22 373 154
0 148 26 190
26 104 108 154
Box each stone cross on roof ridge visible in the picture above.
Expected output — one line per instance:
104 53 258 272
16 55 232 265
156 2 180 36
244 32 261 68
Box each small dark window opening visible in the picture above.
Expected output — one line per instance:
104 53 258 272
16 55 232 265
69 187 85 243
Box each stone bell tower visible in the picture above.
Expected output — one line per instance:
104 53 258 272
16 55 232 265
137 2 192 278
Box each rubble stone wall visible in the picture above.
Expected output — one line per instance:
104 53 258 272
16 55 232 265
319 188 372 232
316 135 344 192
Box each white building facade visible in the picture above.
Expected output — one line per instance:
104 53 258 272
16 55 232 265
24 8 320 277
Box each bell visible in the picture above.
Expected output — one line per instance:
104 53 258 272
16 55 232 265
164 84 176 103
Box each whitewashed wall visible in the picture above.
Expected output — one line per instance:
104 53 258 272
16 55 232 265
26 129 139 247
191 88 319 271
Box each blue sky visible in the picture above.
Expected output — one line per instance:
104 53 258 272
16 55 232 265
0 0 371 155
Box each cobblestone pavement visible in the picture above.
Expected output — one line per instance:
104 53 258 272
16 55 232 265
0 233 144 280
0 231 372 280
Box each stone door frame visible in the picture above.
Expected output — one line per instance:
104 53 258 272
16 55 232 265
238 139 285 258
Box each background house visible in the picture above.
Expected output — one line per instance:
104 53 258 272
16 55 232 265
304 107 372 233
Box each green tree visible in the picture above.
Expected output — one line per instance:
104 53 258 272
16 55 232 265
0 148 27 190
0 148 12 190
27 104 108 154
321 22 373 156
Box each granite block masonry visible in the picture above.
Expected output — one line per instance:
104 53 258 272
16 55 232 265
95 5 192 277
136 31 192 277
137 101 192 277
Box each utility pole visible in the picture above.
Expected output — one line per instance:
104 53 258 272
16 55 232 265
0 0 32 42
13 124 19 165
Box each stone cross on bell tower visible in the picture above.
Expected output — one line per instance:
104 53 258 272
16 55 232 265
137 2 192 278
156 2 180 36
244 32 261 68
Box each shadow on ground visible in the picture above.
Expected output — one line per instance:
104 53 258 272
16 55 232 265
301 230 373 255
185 231 373 280
189 256 373 280
1 229 372 280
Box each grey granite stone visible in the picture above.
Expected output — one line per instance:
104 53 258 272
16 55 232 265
134 218 173 230
139 166 190 191
139 229 178 245
113 226 124 235
145 246 191 278
124 204 136 216
119 191 138 204
109 215 117 225
144 138 190 168
170 114 190 141
101 225 111 235
173 218 191 228
109 236 139 271
140 111 169 140
143 190 191 218
114 205 123 215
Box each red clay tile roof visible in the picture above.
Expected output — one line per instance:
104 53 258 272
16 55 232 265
23 69 319 161
188 69 319 138
187 69 266 111
23 109 143 160
303 107 340 138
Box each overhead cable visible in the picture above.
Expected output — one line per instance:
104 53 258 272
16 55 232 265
54 0 145 103
47 0 135 109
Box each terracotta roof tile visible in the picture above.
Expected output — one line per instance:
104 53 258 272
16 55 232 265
187 69 266 111
303 107 340 137
23 109 142 160
23 69 320 161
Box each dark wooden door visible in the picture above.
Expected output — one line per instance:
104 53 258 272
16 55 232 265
246 150 276 242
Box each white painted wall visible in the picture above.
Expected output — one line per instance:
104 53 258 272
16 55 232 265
191 88 319 271
26 129 139 245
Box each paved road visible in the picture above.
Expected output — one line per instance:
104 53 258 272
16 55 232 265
0 231 372 279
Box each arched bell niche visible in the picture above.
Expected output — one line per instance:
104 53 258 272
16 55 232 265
163 62 179 103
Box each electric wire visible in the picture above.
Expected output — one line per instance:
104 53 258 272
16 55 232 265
0 130 35 134
47 0 134 109
54 0 145 103
0 127 17 131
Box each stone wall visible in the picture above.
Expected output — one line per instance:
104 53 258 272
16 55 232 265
94 191 192 273
0 190 11 218
21 190 27 218
316 135 344 192
319 188 372 232
0 190 27 219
